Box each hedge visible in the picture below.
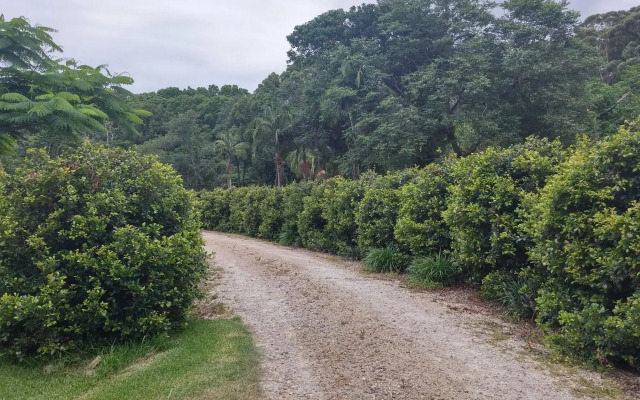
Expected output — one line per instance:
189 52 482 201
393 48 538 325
523 123 640 370
199 123 640 370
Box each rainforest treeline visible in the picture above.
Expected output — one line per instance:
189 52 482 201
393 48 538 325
3 1 640 188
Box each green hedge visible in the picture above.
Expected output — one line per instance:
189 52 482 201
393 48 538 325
0 144 207 358
395 160 455 256
199 125 640 369
523 124 640 370
443 137 563 283
355 170 418 254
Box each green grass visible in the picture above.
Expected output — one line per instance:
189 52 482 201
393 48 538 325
0 319 260 400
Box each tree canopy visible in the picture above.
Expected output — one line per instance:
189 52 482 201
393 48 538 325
2 1 639 189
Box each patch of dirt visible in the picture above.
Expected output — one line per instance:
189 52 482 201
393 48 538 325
203 231 638 400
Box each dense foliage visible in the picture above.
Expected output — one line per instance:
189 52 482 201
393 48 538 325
443 137 564 283
0 144 207 358
3 0 640 373
0 16 148 157
523 122 640 369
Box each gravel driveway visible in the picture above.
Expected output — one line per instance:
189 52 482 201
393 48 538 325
202 231 630 400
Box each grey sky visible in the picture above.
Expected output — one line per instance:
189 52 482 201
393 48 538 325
2 0 637 93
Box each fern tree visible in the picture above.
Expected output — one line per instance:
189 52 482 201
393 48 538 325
0 15 149 155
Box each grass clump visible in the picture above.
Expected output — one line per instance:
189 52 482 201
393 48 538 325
480 271 535 319
363 247 409 273
407 253 458 288
0 319 260 400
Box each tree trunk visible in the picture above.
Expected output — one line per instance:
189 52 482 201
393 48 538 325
226 159 233 189
443 126 464 157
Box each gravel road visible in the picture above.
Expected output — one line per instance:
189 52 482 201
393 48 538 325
202 231 628 400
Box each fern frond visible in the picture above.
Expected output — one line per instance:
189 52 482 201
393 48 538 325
0 93 30 102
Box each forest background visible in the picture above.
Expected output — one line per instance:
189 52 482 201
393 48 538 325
2 0 640 191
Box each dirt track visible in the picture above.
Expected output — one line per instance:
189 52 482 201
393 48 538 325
202 231 629 400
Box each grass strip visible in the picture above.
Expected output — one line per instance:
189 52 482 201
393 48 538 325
0 318 260 400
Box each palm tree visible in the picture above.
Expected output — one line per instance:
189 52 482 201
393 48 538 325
286 145 319 181
252 104 291 187
214 129 249 188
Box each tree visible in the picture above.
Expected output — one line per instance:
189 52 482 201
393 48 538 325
252 104 292 187
214 128 249 188
0 16 148 155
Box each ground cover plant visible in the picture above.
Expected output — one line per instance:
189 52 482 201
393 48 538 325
407 253 458 288
0 143 208 358
363 247 409 273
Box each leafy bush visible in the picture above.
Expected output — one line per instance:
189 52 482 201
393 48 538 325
443 137 563 283
407 253 458 287
227 187 250 234
363 247 409 273
278 182 312 246
240 186 270 237
297 182 330 251
355 170 417 254
523 122 640 370
0 143 208 358
321 177 366 256
258 188 283 240
200 188 232 231
395 160 455 256
298 177 364 255
480 271 535 319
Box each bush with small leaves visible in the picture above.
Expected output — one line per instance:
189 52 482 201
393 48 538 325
200 188 232 231
443 137 563 283
523 121 640 370
355 170 417 254
0 143 207 359
258 188 283 240
240 186 271 237
298 177 365 255
395 159 456 256
278 182 313 246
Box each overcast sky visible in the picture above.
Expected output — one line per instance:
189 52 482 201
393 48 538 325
3 0 637 93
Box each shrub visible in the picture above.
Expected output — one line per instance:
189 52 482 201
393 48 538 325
395 160 455 256
278 182 312 246
363 247 409 273
443 137 563 283
298 177 364 255
355 170 416 254
258 188 283 241
321 177 366 256
200 188 232 231
297 182 330 251
0 144 208 358
407 253 458 287
523 122 640 370
227 187 250 234
240 186 270 237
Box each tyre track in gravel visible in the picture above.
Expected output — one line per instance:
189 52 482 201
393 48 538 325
203 231 611 400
